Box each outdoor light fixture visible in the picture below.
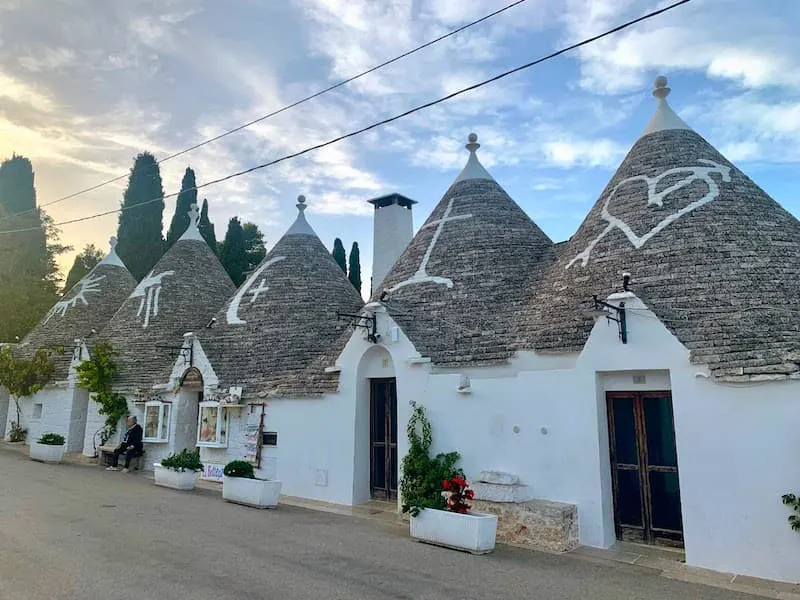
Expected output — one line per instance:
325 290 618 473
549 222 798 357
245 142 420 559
586 295 628 344
337 311 380 343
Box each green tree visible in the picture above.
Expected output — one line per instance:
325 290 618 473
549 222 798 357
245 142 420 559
165 167 197 249
0 154 36 214
116 152 165 281
198 199 217 252
348 241 361 294
0 154 69 341
0 346 54 440
63 244 104 292
332 238 347 274
219 217 248 286
242 222 265 273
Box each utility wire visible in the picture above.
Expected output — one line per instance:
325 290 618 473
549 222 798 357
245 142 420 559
0 0 529 224
0 0 694 237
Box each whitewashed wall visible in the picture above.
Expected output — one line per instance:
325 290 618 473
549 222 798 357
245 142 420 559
0 387 9 438
4 386 83 447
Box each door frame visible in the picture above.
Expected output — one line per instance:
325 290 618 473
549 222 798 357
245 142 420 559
606 390 683 547
369 377 398 500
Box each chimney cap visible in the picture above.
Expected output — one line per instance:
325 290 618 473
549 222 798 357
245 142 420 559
367 193 418 209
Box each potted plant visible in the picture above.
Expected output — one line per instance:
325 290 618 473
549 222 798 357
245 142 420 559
222 459 282 509
30 432 66 463
402 402 498 555
153 448 203 490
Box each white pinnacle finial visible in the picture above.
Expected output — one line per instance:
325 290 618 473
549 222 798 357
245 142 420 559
188 203 200 227
99 235 125 267
640 74 692 137
109 236 118 251
285 194 316 236
296 195 307 213
454 132 494 184
653 75 670 99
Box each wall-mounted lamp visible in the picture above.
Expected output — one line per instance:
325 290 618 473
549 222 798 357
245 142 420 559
585 295 628 344
457 375 472 394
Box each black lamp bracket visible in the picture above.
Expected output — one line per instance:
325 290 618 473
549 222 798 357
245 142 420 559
592 295 628 344
337 312 380 344
155 344 194 366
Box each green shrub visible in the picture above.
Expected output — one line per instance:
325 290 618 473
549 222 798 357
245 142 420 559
782 493 800 532
37 432 65 445
224 460 255 479
400 402 464 517
160 448 203 472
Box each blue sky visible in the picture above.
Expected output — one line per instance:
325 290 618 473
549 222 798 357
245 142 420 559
0 0 798 295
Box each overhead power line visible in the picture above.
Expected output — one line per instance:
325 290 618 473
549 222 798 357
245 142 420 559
0 0 693 237
0 0 529 225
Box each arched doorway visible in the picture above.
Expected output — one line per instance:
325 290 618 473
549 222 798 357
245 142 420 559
356 346 397 501
174 367 203 451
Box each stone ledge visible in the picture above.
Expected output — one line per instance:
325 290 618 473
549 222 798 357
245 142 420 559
473 498 578 553
473 482 534 503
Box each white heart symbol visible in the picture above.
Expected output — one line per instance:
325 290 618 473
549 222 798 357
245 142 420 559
567 159 732 269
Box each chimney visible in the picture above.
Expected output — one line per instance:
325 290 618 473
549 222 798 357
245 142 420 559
368 193 416 295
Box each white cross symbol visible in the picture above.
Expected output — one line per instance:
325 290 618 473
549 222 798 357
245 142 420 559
248 280 270 304
388 197 472 292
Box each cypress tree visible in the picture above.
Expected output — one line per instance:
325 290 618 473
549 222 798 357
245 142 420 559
165 167 197 249
219 217 248 286
348 241 362 294
0 154 37 214
198 199 217 252
332 238 347 274
63 244 104 292
116 152 165 280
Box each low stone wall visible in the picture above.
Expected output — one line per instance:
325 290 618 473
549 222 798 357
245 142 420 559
473 498 579 553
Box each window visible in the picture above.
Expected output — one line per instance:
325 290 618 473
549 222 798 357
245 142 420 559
197 401 228 447
262 432 278 447
143 401 171 442
32 403 43 420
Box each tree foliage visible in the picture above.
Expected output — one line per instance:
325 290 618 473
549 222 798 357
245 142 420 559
198 199 217 252
0 346 55 439
116 152 165 281
75 342 129 444
165 167 197 249
399 402 463 516
0 154 69 341
219 217 248 286
348 242 362 294
332 238 347 274
63 244 104 292
242 221 265 272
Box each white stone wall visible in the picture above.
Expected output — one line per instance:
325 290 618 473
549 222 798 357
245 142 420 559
0 387 9 438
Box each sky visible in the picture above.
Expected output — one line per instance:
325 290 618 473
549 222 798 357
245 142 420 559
0 0 798 297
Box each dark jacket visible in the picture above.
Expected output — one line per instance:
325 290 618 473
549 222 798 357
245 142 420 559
122 424 143 454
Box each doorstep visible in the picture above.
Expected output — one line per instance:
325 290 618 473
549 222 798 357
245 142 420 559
570 542 800 599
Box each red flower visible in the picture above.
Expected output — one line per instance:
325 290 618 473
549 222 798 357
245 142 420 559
442 479 451 490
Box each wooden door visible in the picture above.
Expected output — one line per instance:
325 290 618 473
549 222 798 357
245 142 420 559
607 391 684 546
370 378 398 500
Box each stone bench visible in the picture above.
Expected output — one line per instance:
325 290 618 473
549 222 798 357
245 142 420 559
98 445 145 471
473 498 579 553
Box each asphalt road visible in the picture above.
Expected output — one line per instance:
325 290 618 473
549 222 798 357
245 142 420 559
0 449 755 600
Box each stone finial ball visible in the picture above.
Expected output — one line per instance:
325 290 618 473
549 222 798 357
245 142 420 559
468 133 478 143
654 75 668 89
297 195 306 203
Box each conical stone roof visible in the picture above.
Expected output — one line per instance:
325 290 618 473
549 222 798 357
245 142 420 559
98 205 235 393
376 134 555 366
17 237 137 380
197 196 364 399
519 77 800 381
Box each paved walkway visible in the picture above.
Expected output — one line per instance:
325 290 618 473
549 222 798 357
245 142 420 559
0 447 796 600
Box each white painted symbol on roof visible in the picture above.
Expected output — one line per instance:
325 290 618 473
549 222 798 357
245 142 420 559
567 159 732 269
44 274 106 322
226 256 287 325
387 197 472 292
131 269 175 328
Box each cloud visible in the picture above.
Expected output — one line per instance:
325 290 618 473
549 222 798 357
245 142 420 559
0 69 55 112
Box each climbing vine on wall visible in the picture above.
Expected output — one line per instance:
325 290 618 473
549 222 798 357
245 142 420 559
399 401 464 517
0 346 54 441
75 343 128 444
781 493 800 532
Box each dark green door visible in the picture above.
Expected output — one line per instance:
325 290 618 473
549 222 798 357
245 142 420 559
607 391 684 546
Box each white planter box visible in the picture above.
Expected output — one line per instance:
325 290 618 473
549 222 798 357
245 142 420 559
153 463 199 490
410 508 498 555
223 476 282 508
29 442 65 463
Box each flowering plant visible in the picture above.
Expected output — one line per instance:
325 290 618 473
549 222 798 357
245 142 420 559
443 476 475 514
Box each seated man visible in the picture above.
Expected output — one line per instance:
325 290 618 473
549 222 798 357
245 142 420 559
106 416 143 473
